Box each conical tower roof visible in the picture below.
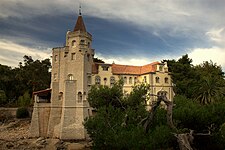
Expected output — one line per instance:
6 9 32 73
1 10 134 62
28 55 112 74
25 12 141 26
73 15 86 32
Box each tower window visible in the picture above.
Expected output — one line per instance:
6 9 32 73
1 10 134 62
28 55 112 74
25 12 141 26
68 74 74 80
80 39 85 44
71 53 76 60
88 42 90 48
87 54 90 61
72 40 76 46
95 76 101 85
78 92 82 102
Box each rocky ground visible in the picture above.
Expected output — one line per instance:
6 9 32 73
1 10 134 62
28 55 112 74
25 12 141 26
0 118 91 150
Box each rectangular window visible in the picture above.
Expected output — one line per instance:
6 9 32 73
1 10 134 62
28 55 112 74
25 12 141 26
129 77 132 84
71 53 76 60
87 54 90 61
144 76 147 83
134 77 137 84
124 77 127 84
159 66 163 71
87 76 91 85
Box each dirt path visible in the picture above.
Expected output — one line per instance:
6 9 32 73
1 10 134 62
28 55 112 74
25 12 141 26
0 119 91 150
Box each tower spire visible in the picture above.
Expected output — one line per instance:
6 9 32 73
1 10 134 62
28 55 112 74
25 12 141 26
79 4 82 16
73 4 86 32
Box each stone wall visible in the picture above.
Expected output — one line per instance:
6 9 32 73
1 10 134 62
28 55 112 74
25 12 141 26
0 107 33 121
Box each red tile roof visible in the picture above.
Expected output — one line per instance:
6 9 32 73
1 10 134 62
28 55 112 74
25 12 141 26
92 62 160 75
74 16 86 32
33 89 51 95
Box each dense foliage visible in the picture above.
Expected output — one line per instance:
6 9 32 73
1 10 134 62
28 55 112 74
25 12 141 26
173 95 225 149
85 82 177 149
0 55 51 106
165 54 225 104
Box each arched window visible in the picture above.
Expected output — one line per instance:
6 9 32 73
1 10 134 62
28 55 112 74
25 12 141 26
124 77 127 84
80 39 85 44
104 77 107 85
155 77 160 83
78 92 82 102
72 40 76 46
68 74 74 80
129 77 132 84
157 91 167 97
88 42 90 48
165 77 169 83
110 76 115 86
95 76 101 85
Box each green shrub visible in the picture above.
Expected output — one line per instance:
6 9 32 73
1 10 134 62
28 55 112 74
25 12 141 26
16 107 29 118
0 90 7 106
18 91 31 107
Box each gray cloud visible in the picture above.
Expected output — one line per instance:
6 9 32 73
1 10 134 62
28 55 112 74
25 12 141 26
1 0 224 37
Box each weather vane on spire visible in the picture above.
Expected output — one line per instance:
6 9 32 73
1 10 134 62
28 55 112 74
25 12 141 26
79 3 82 16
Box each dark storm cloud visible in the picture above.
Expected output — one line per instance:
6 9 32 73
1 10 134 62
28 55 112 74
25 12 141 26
0 0 225 68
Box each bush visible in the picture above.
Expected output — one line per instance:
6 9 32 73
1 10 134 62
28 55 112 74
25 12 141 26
18 91 31 107
16 107 29 118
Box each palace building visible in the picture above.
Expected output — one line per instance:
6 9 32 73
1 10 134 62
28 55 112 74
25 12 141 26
29 12 174 140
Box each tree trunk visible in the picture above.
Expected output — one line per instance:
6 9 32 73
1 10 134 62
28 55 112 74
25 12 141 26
142 94 194 150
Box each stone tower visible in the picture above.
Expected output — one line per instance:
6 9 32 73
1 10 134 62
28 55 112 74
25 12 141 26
47 12 94 139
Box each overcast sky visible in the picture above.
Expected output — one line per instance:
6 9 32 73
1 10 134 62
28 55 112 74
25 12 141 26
0 0 225 70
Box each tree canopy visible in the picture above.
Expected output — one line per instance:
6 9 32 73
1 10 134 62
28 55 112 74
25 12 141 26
85 82 177 149
165 54 225 104
0 55 51 106
85 82 225 149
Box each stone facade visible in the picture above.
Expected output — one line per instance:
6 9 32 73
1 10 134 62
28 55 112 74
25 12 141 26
30 14 174 140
